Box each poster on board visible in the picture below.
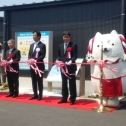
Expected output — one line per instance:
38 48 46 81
46 58 83 82
15 31 53 70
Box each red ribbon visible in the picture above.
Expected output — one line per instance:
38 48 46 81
66 47 72 58
55 61 75 79
96 60 118 81
0 60 18 74
35 52 39 58
28 59 44 77
0 60 8 74
67 47 72 52
8 54 13 59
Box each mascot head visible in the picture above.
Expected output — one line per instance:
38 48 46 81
87 30 126 61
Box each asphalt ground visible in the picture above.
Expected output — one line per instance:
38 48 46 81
0 97 126 126
0 77 126 126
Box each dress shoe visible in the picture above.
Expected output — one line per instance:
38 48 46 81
58 99 67 104
70 100 75 105
6 94 13 97
29 96 38 100
37 97 42 101
12 95 18 98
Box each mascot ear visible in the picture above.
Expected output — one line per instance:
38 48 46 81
119 34 126 53
87 37 94 54
110 30 118 35
95 32 102 38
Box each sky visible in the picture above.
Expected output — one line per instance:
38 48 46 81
0 0 53 16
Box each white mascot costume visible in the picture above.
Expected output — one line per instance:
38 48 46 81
86 30 126 107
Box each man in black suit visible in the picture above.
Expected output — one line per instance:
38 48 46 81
28 31 46 101
6 39 21 98
56 31 78 105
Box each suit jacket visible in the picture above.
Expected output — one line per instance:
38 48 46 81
28 41 46 71
57 41 78 73
6 48 21 71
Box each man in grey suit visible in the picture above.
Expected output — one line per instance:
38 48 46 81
6 39 21 98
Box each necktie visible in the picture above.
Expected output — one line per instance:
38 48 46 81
33 43 37 52
64 43 67 53
9 49 12 54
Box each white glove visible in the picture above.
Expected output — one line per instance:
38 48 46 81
66 60 72 65
123 54 126 60
55 60 59 63
8 59 13 64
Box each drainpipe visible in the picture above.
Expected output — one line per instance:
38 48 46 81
121 0 126 37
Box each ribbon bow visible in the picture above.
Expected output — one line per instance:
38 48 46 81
0 60 18 74
55 61 75 79
96 60 118 80
28 59 44 77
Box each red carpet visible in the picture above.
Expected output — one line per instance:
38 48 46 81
0 92 116 112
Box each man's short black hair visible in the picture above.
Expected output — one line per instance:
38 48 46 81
63 31 71 37
33 31 41 39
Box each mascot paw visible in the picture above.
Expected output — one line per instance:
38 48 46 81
86 53 94 62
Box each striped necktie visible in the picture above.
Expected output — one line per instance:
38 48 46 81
64 43 67 53
33 42 38 52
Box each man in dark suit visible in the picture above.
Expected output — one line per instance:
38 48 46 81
6 39 21 98
28 31 46 101
56 31 78 105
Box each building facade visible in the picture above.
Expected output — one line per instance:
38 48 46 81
0 0 125 79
